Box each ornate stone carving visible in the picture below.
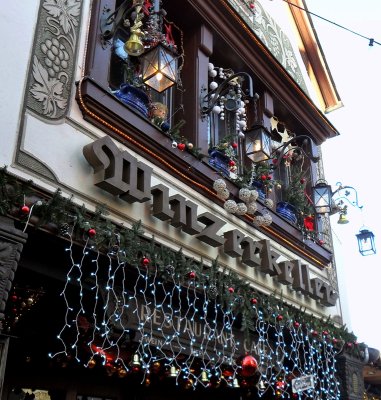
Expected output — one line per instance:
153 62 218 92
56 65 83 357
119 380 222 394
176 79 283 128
0 217 28 321
26 0 82 120
227 0 308 92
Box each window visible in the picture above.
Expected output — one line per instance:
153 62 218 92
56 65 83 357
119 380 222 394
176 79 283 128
79 0 336 266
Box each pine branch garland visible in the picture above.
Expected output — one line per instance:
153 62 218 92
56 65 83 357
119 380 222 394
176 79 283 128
0 167 366 356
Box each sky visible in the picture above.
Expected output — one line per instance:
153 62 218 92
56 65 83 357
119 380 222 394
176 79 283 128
304 0 381 350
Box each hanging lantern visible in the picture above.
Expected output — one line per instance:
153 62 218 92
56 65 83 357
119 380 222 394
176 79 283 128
356 229 376 256
312 180 333 214
245 125 273 163
141 43 178 92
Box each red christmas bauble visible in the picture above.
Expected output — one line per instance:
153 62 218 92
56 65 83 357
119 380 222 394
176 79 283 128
241 355 258 377
228 160 236 167
293 321 300 328
88 228 96 237
177 143 186 151
276 314 283 322
142 257 150 266
11 295 18 302
231 142 238 149
300 178 306 184
250 298 257 305
188 271 196 279
21 205 30 214
322 330 329 336
266 175 272 180
228 287 234 293
260 175 267 181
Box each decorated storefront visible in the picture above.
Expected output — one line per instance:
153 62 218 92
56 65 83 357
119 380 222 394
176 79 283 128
0 0 376 399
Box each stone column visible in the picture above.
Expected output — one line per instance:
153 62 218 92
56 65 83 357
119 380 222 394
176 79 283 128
0 216 27 399
337 353 365 400
0 216 28 321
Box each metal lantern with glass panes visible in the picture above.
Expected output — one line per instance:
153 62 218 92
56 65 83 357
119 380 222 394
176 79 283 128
141 43 178 93
356 229 376 256
312 180 333 214
245 125 274 163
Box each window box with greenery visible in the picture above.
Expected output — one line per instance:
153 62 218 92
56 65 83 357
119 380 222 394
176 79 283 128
276 151 315 228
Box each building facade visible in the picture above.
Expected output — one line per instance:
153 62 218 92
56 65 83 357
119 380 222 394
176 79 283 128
0 0 371 399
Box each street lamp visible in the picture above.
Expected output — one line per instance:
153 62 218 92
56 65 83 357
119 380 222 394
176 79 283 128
356 229 376 256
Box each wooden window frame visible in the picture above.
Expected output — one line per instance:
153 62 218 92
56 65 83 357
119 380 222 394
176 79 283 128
77 0 336 267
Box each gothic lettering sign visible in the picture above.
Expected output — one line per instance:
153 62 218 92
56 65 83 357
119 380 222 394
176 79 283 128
83 137 338 306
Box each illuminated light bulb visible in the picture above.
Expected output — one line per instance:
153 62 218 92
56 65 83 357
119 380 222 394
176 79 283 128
156 72 163 81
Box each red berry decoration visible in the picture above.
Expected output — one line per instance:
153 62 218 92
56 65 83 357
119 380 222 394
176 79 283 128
260 174 267 181
312 330 318 336
228 160 236 167
188 271 196 279
266 175 272 180
347 342 353 348
228 287 234 294
11 295 18 302
249 2 255 9
241 355 258 377
250 298 258 305
177 143 186 151
142 257 150 266
322 330 329 336
272 158 278 165
293 321 300 328
21 205 30 215
276 315 283 322
88 228 96 237
231 142 238 149
300 178 306 184
318 239 325 245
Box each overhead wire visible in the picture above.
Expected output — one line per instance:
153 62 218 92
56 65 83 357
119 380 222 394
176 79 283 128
281 0 381 47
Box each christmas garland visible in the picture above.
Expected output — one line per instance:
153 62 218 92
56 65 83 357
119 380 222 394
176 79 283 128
0 167 366 355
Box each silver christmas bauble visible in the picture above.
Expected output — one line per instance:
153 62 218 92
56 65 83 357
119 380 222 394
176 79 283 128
224 200 238 213
239 188 252 203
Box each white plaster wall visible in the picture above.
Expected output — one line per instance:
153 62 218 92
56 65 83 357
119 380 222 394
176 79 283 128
0 1 39 165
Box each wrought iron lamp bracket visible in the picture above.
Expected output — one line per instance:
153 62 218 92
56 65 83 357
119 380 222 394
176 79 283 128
271 135 320 167
200 72 254 117
332 183 363 210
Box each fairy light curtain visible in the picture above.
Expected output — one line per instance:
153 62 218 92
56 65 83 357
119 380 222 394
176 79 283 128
51 225 341 399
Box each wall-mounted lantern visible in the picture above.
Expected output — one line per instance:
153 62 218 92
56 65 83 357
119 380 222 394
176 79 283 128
102 0 181 93
141 43 178 92
312 181 363 216
312 181 376 255
245 125 275 163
